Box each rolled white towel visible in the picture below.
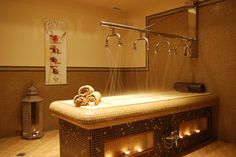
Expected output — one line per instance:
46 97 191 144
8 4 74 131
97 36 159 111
87 91 102 105
78 85 94 97
73 94 88 107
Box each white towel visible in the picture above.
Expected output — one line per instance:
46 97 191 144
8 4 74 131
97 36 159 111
73 94 88 107
78 85 94 97
87 91 102 105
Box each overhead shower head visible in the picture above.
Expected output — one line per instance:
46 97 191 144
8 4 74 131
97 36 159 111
165 41 174 53
133 40 138 52
133 33 150 52
105 40 109 48
117 39 123 47
154 39 177 55
182 39 192 57
104 28 123 48
101 20 196 57
154 42 161 54
184 44 192 56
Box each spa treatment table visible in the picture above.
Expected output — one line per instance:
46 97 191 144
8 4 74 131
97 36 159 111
49 91 218 157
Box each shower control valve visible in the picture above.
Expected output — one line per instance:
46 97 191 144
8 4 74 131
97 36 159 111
162 130 181 149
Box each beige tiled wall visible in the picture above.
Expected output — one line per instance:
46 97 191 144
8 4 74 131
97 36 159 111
0 71 112 137
197 0 236 143
126 0 236 142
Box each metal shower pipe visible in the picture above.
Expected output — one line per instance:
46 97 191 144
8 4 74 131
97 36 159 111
100 21 196 41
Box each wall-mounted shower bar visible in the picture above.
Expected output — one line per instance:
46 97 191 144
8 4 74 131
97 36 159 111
100 21 195 41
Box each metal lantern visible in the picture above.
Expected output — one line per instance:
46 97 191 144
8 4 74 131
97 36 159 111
22 84 43 139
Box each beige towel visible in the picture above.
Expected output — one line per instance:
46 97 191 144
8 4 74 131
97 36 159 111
78 85 94 97
73 94 88 107
87 91 102 105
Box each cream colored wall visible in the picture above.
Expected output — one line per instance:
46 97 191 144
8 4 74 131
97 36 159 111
0 0 187 68
0 0 189 68
0 0 133 67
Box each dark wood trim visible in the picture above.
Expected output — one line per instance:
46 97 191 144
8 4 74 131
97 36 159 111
0 66 45 72
0 66 148 72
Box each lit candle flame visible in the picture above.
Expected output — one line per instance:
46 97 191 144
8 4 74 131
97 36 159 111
184 131 191 136
195 129 200 133
124 150 131 155
105 154 113 157
135 147 142 152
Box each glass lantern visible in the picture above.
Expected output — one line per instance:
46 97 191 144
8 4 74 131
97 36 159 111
22 84 43 139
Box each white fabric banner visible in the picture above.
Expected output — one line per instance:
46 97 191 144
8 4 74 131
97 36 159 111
45 19 67 85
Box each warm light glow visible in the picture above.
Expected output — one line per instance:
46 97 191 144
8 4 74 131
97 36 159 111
105 131 153 157
135 146 142 152
184 131 191 136
79 92 177 109
179 135 183 139
124 150 131 155
105 153 113 157
195 129 200 133
179 117 207 138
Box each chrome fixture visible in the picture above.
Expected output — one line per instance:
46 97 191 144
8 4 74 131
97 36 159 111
100 20 196 58
101 0 224 58
100 21 195 41
133 33 150 52
182 39 192 57
162 130 181 149
105 28 122 48
154 39 177 55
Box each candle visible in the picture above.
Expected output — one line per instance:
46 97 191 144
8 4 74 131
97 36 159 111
195 129 200 133
184 131 191 136
124 150 131 155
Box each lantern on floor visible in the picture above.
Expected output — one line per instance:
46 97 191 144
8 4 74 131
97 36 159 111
22 84 43 139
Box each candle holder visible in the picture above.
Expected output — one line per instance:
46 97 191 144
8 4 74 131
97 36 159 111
22 84 43 140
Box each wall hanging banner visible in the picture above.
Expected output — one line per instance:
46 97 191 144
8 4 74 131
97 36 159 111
45 19 67 85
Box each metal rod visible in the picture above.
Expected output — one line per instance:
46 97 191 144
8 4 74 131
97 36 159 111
100 21 195 41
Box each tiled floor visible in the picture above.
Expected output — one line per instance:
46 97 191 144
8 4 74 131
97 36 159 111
184 140 236 157
0 130 59 157
0 130 235 157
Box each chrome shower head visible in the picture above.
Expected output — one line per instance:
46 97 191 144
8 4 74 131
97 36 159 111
184 44 192 56
182 39 192 56
165 40 177 55
165 40 171 52
154 39 176 55
143 36 150 52
117 38 123 47
154 42 161 54
133 33 150 52
105 39 109 48
133 40 138 52
104 28 123 48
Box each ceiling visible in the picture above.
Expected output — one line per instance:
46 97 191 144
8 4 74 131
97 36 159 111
73 0 166 13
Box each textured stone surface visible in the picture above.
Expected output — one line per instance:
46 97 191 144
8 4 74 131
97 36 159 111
49 92 217 128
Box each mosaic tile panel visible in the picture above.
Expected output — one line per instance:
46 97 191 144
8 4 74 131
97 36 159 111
59 107 213 157
59 120 90 157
